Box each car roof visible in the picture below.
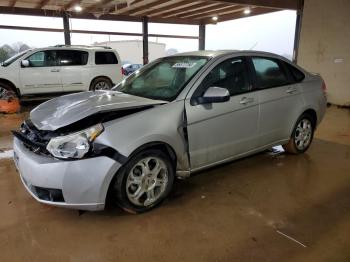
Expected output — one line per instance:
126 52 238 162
171 50 292 63
30 45 116 52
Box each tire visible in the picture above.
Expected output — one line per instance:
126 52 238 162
112 149 175 214
0 82 18 99
283 113 315 154
90 77 113 91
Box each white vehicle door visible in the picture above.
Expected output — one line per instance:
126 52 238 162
19 50 62 94
250 57 304 146
58 50 90 92
185 57 259 170
94 51 122 85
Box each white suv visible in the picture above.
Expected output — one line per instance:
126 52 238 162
0 45 122 97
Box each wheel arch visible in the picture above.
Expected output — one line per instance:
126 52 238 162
89 75 113 90
0 78 20 96
301 108 317 128
104 141 178 208
127 141 177 169
288 107 318 138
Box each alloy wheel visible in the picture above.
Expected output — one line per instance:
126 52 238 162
294 118 313 150
0 86 7 97
94 81 110 90
126 157 168 207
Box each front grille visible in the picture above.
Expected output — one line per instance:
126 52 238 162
12 120 51 156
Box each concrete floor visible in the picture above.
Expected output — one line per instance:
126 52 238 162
0 105 349 262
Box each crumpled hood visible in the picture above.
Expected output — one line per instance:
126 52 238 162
30 91 166 131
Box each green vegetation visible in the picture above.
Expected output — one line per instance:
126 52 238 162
0 48 9 62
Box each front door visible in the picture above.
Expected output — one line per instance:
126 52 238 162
185 57 259 170
19 50 62 95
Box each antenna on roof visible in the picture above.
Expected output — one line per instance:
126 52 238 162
249 42 258 50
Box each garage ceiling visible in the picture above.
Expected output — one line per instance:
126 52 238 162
0 0 300 24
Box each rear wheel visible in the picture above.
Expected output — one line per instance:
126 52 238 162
283 113 315 154
112 149 174 213
90 77 113 91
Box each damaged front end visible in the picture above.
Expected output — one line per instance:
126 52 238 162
13 103 156 162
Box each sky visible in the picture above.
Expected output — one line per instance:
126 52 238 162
0 10 296 59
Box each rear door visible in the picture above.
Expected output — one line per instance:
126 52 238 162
94 51 122 85
58 50 90 92
249 56 304 146
185 56 259 169
19 50 62 94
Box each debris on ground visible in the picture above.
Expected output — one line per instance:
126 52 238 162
0 89 20 114
276 230 307 248
0 149 14 159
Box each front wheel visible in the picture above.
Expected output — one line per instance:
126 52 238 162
0 82 18 99
112 149 175 213
283 114 315 154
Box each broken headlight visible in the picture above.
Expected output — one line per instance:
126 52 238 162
46 124 104 159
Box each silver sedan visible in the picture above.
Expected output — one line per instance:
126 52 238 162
13 50 327 213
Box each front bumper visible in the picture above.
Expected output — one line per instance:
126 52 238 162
13 138 122 211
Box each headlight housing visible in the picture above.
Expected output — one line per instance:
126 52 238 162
46 124 104 159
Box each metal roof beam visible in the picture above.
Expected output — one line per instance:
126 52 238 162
202 6 277 23
63 0 80 11
214 0 299 10
8 0 16 7
156 3 220 18
84 0 121 13
139 0 201 17
179 4 239 18
36 0 50 9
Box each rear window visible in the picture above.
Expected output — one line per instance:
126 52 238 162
252 57 289 89
58 50 88 66
95 52 118 65
285 63 305 82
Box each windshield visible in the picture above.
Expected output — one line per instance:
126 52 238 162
2 50 29 67
114 56 209 101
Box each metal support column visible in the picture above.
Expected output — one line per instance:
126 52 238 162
293 0 304 63
142 16 149 65
198 24 205 50
62 12 71 45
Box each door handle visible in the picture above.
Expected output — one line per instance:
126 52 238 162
51 69 60 73
239 97 254 105
286 87 297 94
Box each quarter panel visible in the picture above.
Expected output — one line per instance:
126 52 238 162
300 76 327 126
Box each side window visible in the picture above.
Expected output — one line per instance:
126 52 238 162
58 50 88 66
26 50 58 67
285 62 305 82
95 52 118 65
198 58 250 96
252 57 289 89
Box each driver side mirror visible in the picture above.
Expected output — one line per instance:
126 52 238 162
21 60 29 67
194 86 230 105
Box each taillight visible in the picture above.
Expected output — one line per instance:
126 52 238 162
121 68 125 75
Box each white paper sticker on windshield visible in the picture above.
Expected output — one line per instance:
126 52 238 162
172 62 197 68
